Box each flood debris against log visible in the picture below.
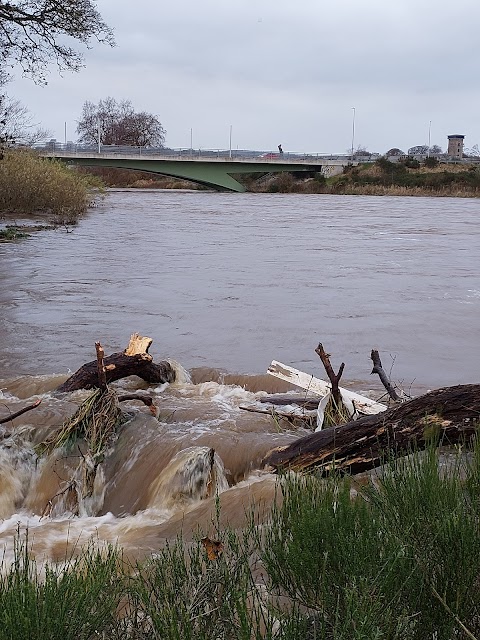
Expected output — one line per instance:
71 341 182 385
263 384 480 475
37 337 166 515
57 333 176 392
266 359 387 415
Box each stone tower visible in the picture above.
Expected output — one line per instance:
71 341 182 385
447 135 465 159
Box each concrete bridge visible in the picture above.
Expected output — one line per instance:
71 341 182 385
40 144 360 192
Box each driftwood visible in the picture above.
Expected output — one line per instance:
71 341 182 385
118 393 157 416
0 398 42 425
259 394 320 410
267 360 387 415
263 384 480 475
315 343 344 406
370 349 401 402
57 333 176 392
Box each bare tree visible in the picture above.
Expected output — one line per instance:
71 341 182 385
407 145 429 156
464 144 480 158
429 144 442 154
0 94 51 144
0 0 114 83
385 148 405 157
76 97 166 147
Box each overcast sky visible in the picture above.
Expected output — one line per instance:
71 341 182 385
7 0 480 154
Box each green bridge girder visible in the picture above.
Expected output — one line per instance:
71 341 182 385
61 157 322 192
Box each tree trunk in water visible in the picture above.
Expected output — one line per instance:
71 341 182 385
57 333 176 392
263 384 480 475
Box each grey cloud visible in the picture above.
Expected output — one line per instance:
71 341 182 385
7 0 480 152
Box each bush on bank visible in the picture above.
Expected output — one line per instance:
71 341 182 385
247 160 480 196
1 444 480 639
0 149 102 224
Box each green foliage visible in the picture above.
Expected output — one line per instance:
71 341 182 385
128 528 279 640
424 156 439 168
402 157 420 169
0 537 123 640
0 149 102 224
262 445 480 639
0 226 29 241
3 446 480 638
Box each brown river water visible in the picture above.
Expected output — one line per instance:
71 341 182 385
0 189 479 564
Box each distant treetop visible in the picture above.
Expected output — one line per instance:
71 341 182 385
76 97 166 148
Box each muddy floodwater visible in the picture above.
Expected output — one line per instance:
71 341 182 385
0 190 479 563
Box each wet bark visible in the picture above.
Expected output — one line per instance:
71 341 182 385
0 398 42 425
370 349 401 402
263 384 480 475
57 333 176 392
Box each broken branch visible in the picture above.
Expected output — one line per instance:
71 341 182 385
370 349 400 402
0 398 42 425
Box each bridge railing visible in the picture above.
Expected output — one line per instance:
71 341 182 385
33 141 360 163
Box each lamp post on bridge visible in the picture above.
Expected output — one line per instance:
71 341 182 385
351 107 356 162
229 125 232 159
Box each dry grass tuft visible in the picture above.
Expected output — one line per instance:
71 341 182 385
0 149 101 224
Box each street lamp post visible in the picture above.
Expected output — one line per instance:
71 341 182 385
229 125 232 159
97 118 101 154
428 120 432 156
351 107 356 161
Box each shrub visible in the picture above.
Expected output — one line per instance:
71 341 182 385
403 156 421 169
424 156 439 168
0 149 102 224
261 445 480 639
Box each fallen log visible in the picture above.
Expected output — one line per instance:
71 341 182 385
263 384 480 475
57 333 176 392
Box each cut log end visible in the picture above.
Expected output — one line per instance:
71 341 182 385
124 333 153 356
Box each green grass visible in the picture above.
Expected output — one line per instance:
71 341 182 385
0 536 123 639
2 444 480 638
262 445 480 639
0 226 30 241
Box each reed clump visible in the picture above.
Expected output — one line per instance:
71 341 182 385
3 444 480 638
0 149 102 224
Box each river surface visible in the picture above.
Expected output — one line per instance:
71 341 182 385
0 190 479 564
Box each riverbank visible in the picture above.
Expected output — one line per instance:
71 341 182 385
0 149 102 224
78 159 480 197
0 442 478 639
246 159 480 196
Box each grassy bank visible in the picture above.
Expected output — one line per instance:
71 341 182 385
247 158 480 196
0 149 102 225
3 444 480 639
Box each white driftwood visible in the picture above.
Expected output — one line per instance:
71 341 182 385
267 361 387 415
